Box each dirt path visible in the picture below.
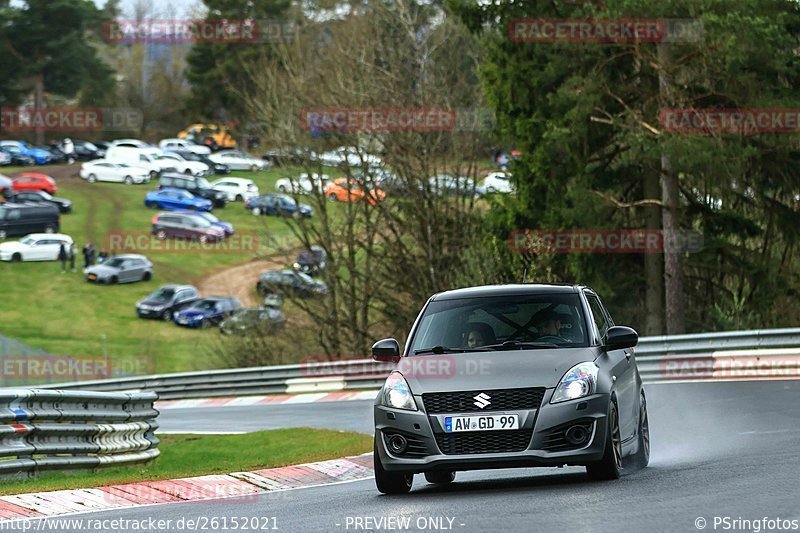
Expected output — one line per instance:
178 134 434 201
194 255 290 307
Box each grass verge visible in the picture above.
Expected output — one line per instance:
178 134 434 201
0 428 372 496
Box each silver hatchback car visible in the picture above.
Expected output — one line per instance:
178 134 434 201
84 254 153 284
371 284 649 494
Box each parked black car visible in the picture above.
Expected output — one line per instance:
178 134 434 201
169 150 230 175
256 269 328 297
5 191 72 213
151 212 226 243
220 306 286 335
0 203 59 239
73 140 104 160
245 193 313 218
136 284 200 321
40 144 69 164
158 173 228 208
262 147 306 167
293 245 327 276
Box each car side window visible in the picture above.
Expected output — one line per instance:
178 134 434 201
585 293 609 339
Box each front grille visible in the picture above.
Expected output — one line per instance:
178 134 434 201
422 387 545 414
435 429 533 455
541 420 595 452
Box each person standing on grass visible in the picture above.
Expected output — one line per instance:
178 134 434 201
82 242 91 268
69 242 77 272
58 242 68 273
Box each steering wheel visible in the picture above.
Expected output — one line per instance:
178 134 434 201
536 335 568 343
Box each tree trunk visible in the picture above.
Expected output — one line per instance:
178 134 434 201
34 73 45 145
657 42 686 334
643 171 664 335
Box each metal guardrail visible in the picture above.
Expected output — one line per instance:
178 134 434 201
38 328 800 399
0 389 160 478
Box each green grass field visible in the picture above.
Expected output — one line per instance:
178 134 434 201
0 428 372 496
0 165 342 377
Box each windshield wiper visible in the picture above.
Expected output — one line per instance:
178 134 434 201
482 340 558 350
413 346 488 355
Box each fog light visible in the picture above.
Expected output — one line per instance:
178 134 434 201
387 434 408 454
565 425 590 445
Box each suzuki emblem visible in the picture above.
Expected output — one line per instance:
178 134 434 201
473 392 491 409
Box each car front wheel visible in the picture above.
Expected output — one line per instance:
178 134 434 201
374 438 413 495
162 309 172 321
87 174 97 183
586 400 622 481
251 207 261 216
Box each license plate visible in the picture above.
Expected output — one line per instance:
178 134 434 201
444 414 519 433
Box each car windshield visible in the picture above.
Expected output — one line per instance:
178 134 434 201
197 213 218 223
278 195 296 206
297 272 314 284
147 288 175 302
196 177 211 189
409 293 589 353
104 258 125 268
191 216 212 228
19 236 36 245
38 191 53 200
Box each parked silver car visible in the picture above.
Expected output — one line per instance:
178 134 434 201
84 254 153 284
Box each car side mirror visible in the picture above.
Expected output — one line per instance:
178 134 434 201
372 338 400 363
603 326 638 351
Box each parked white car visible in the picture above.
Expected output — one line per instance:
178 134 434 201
275 173 330 194
211 177 260 202
107 139 153 149
79 160 151 184
316 146 382 167
208 150 267 171
106 147 177 175
152 152 210 176
158 138 212 155
0 233 73 262
482 171 513 194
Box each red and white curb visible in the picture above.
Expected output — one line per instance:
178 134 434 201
0 453 374 522
155 390 379 410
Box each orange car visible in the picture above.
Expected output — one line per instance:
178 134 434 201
325 177 386 205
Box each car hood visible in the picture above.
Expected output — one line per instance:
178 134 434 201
138 298 169 308
396 347 602 393
0 242 25 252
85 265 119 276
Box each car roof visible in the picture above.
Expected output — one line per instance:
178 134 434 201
431 283 583 301
156 187 190 194
23 233 72 240
161 172 197 180
157 284 195 290
220 177 252 183
111 254 148 260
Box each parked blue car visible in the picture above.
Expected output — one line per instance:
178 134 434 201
174 210 234 235
244 193 313 218
173 297 242 328
145 188 212 212
0 141 52 165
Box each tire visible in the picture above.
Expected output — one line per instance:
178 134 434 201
198 234 208 244
156 230 167 240
142 271 152 282
87 174 97 183
11 252 22 262
250 164 258 172
586 400 623 481
184 168 192 175
147 202 159 210
200 319 211 329
424 471 455 485
149 170 158 180
251 207 261 216
374 438 413 495
278 185 287 193
162 309 173 321
327 193 337 202
44 225 56 234
124 176 133 185
110 276 119 285
631 392 650 469
235 194 243 202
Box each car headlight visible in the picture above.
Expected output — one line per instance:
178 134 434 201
380 372 417 411
551 362 599 403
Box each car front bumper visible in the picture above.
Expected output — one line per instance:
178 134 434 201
374 390 609 473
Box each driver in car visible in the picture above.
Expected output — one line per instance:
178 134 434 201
536 312 563 339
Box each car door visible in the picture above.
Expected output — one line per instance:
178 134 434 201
585 290 637 442
37 238 62 261
102 163 121 182
126 259 145 282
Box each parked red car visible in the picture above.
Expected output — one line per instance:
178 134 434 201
12 173 57 195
